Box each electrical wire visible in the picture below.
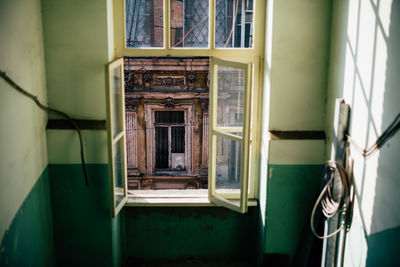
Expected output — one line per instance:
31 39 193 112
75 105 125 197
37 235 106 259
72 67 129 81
346 113 400 158
0 70 89 186
310 161 351 239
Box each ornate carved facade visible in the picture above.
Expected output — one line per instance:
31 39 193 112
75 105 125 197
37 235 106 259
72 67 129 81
124 57 209 190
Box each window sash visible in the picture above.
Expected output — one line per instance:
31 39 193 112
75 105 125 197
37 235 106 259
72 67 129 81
208 57 252 213
107 57 128 217
114 0 266 58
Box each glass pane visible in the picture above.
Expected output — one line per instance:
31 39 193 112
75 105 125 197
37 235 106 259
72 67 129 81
155 127 169 168
170 0 209 48
155 111 184 123
111 67 124 138
215 135 242 193
217 65 244 130
126 0 164 47
171 126 185 153
113 138 126 208
215 0 254 48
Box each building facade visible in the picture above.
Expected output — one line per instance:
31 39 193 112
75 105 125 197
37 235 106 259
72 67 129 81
124 57 210 189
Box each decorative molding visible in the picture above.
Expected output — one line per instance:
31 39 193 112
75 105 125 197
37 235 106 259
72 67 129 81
162 97 176 108
186 72 196 83
125 97 139 111
124 70 208 92
153 75 185 86
200 99 209 113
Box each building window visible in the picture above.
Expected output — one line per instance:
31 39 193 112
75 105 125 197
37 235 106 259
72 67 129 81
154 111 186 170
124 0 254 49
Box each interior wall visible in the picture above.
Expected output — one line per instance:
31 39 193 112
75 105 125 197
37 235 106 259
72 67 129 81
261 0 332 263
0 0 55 264
40 0 121 265
326 0 400 265
125 207 259 263
268 0 331 131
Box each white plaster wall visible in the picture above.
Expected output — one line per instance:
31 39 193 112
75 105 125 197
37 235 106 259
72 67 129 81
0 0 48 240
326 0 400 265
42 0 111 164
268 0 331 132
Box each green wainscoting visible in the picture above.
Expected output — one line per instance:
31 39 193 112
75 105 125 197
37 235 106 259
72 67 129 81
48 164 122 267
125 206 260 263
0 168 56 266
366 226 400 266
264 164 323 262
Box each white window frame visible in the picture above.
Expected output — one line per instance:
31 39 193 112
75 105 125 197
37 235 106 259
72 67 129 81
109 0 266 214
106 57 129 217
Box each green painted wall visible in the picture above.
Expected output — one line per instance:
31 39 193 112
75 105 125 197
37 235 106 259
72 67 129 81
0 168 56 266
326 0 400 266
259 1 332 263
0 0 49 249
264 164 322 262
125 207 259 263
49 164 122 266
40 0 122 264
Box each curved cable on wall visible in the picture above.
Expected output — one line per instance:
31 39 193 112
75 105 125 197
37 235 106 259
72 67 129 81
0 70 89 186
346 113 400 158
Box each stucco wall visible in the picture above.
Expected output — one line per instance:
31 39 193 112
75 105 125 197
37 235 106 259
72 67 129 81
0 0 48 242
326 0 400 265
260 0 332 262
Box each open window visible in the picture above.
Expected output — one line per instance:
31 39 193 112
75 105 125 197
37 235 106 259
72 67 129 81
208 58 252 213
106 58 128 217
109 0 265 215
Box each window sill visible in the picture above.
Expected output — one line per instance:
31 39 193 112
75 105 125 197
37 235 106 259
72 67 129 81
125 189 258 207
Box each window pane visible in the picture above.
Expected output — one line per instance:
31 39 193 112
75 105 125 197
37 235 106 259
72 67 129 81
215 135 242 191
171 126 185 153
155 127 169 168
217 65 244 129
215 0 254 48
155 111 184 124
111 67 123 138
170 0 209 48
126 0 164 48
113 138 125 208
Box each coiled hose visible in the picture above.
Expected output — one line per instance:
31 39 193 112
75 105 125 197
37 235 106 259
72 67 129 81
310 161 353 239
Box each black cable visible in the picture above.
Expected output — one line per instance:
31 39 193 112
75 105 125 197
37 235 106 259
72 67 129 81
1 70 89 186
347 112 400 158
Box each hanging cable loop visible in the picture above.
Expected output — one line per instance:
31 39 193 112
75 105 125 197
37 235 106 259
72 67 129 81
311 161 351 239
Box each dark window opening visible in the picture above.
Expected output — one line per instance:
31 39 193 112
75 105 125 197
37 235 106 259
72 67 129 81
155 111 186 171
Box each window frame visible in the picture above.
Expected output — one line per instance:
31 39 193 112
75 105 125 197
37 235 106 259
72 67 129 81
106 57 129 217
111 0 266 211
208 58 252 213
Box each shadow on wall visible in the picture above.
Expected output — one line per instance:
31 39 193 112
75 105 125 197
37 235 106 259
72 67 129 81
328 0 400 265
367 0 400 266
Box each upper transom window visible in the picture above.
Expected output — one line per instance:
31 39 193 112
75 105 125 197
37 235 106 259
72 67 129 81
124 0 254 49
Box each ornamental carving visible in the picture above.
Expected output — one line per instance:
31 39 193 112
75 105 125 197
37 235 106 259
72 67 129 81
153 75 185 86
186 72 196 83
162 97 176 108
125 97 139 111
200 99 209 113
